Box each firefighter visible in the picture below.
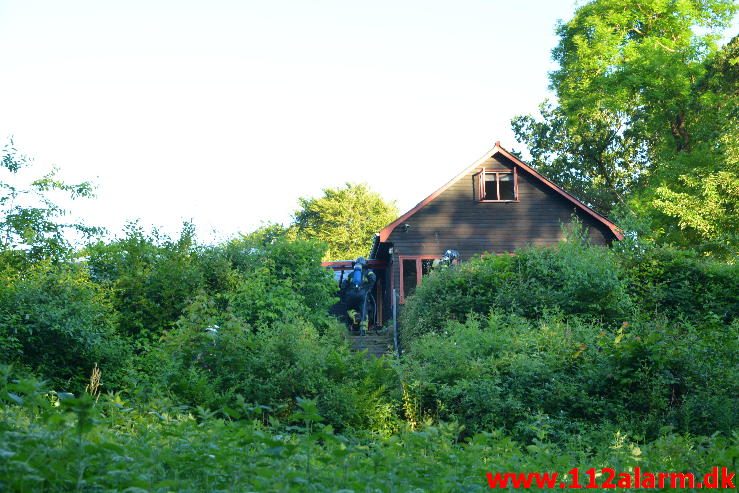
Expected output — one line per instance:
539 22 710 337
432 249 461 270
441 249 460 266
342 257 376 335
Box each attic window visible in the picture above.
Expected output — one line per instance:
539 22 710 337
478 168 518 201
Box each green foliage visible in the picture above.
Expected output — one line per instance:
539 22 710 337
401 312 738 440
1 366 736 492
642 36 739 258
400 238 737 442
0 262 128 392
151 315 400 433
511 100 642 213
292 182 398 260
549 0 735 152
84 222 204 346
0 139 100 266
400 234 630 345
619 245 738 323
399 252 514 343
651 168 738 256
221 230 338 329
512 1 738 257
83 222 339 357
110 228 399 433
2 94 737 488
502 235 631 320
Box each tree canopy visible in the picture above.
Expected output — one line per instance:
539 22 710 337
646 35 738 255
512 0 737 258
292 182 398 261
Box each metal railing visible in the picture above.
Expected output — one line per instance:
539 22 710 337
392 288 401 357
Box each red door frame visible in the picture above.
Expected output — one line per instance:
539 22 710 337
398 255 438 304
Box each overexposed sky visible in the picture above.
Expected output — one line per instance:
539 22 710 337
0 1 733 241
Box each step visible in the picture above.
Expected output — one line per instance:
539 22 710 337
346 331 395 358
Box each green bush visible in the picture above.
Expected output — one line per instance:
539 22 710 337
1 364 736 492
141 232 397 432
220 232 338 330
85 222 205 346
0 262 129 391
401 239 631 346
153 313 400 433
619 246 738 323
85 224 338 350
401 312 738 440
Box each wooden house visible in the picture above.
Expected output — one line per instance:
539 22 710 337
326 142 622 327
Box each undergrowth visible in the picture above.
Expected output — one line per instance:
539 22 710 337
1 367 736 492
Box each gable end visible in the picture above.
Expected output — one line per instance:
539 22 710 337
378 143 623 243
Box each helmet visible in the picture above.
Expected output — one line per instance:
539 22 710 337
355 256 367 267
442 249 460 263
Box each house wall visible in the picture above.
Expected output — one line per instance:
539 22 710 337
385 154 615 303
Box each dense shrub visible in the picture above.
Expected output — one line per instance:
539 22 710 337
401 238 631 345
401 312 738 440
398 253 513 344
220 233 338 330
619 246 738 323
1 211 734 490
0 262 129 391
2 366 736 492
84 226 376 429
84 222 205 346
150 313 400 433
85 223 339 346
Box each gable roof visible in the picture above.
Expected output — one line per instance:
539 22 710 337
377 142 623 242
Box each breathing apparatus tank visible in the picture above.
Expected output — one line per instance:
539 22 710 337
351 257 367 288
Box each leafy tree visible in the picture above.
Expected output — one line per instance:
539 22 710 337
292 183 398 261
511 101 644 213
512 0 737 231
0 139 100 266
643 36 739 257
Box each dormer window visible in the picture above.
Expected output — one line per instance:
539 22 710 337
477 168 518 201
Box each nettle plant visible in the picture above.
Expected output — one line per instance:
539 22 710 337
1 363 736 492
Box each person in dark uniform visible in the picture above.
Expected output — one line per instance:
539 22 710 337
432 249 461 270
341 257 376 335
442 249 460 266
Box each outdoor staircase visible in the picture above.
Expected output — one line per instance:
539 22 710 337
346 328 395 358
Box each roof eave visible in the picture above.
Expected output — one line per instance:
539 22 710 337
368 234 380 259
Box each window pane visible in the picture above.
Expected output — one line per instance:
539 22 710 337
499 173 515 200
421 259 434 276
483 173 497 200
402 259 418 298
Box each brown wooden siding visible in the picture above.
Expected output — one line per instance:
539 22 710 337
386 155 614 302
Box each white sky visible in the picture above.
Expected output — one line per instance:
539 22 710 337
0 1 735 242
